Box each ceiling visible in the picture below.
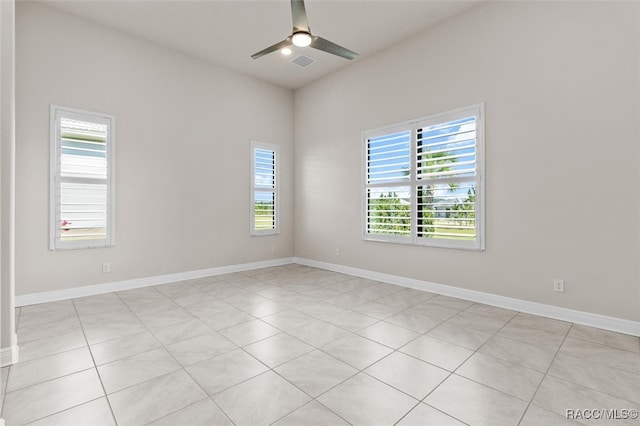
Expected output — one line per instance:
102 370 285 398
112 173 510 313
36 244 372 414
40 0 482 90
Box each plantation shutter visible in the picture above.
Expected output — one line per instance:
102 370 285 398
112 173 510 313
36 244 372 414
365 129 412 240
251 142 279 235
51 106 115 250
415 114 479 242
363 104 484 250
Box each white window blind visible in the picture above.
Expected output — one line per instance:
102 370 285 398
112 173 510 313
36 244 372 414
251 141 279 235
364 104 484 250
50 106 115 250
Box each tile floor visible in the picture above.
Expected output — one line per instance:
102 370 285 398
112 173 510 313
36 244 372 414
1 264 639 425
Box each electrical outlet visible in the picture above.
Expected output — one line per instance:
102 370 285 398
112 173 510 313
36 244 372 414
335 248 340 256
102 262 111 273
553 279 564 293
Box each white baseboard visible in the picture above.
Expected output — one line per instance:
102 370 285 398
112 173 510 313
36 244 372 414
293 257 640 337
0 344 19 367
14 255 639 337
16 257 294 307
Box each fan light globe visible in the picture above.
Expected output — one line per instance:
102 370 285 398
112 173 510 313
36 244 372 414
292 32 312 47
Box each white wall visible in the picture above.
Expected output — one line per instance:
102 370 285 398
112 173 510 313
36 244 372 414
294 1 640 322
16 2 294 295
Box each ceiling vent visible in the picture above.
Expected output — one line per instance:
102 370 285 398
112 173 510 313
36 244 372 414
291 54 316 68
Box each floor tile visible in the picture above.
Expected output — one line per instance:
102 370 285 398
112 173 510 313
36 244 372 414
125 298 181 317
212 371 311 426
18 329 86 362
78 307 139 329
182 299 236 319
137 306 195 328
244 333 314 368
26 397 115 426
17 307 78 330
386 310 441 333
427 321 494 350
238 299 289 318
325 293 371 309
294 301 346 318
73 293 128 315
322 334 393 370
109 369 207 426
374 292 424 309
427 295 474 311
559 337 640 374
547 352 640 403
90 330 161 365
98 347 181 394
497 322 566 350
6 347 94 392
400 335 473 371
3 369 104 425
17 317 82 344
185 348 268 395
147 398 232 426
447 310 507 333
351 301 404 320
200 308 257 331
219 319 281 346
357 321 420 349
407 302 460 322
455 352 544 401
425 374 528 426
568 324 640 353
83 320 148 345
275 350 357 397
478 335 557 372
321 310 379 332
509 312 571 335
272 401 349 426
396 403 466 426
317 373 418 426
532 375 638 424
464 303 518 322
287 320 351 347
519 404 583 426
146 317 214 346
166 332 237 366
262 309 316 331
365 351 450 399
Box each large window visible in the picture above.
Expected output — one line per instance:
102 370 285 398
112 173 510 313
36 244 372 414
364 104 484 250
50 105 115 250
251 141 279 236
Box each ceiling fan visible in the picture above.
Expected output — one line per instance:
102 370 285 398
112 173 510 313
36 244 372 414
251 0 358 61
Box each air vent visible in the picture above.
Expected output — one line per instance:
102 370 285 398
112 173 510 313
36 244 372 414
291 54 316 68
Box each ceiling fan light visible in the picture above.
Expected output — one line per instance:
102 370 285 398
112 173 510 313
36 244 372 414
292 32 312 47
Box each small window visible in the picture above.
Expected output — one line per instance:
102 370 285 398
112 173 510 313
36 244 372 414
364 104 484 250
50 105 115 250
251 141 279 235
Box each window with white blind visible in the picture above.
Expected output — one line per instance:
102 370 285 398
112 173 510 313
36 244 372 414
251 141 279 236
364 104 484 250
50 106 115 250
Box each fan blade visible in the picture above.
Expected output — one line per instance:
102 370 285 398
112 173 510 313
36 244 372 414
251 38 293 59
291 0 310 32
310 36 358 60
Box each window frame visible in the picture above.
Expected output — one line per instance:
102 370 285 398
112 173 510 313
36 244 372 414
250 141 279 236
49 105 116 250
363 103 485 251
